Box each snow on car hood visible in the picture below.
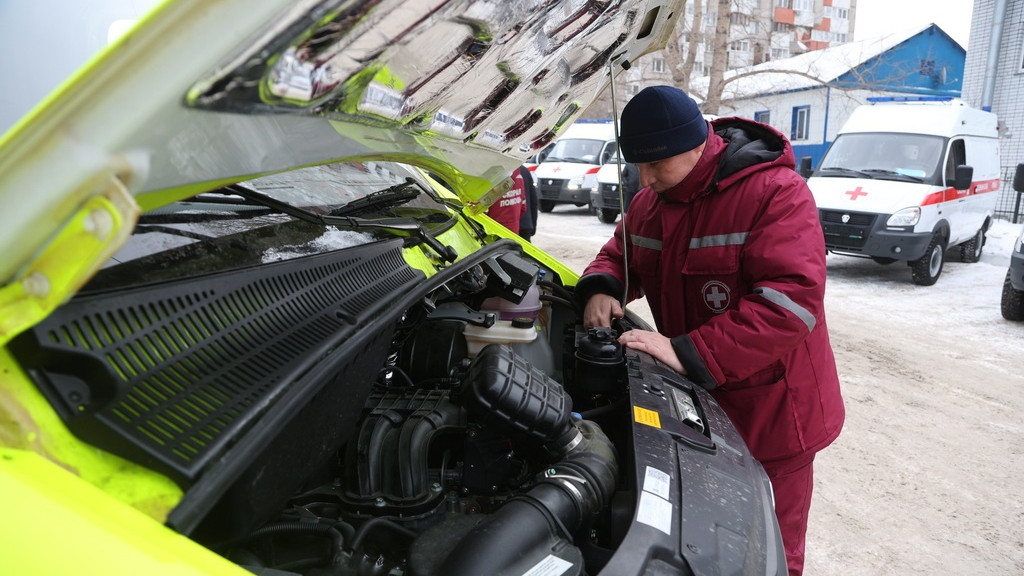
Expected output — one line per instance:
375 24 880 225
0 0 681 333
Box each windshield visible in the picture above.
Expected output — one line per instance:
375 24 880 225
545 138 606 164
816 133 946 183
239 161 442 214
602 143 623 165
85 161 451 292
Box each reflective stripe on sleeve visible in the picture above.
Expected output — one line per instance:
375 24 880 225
753 286 816 332
630 235 662 250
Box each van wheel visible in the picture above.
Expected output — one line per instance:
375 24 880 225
910 233 945 286
539 200 556 213
1001 270 1024 321
959 227 985 263
598 208 619 224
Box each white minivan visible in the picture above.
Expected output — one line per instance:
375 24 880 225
807 96 1001 285
533 120 616 212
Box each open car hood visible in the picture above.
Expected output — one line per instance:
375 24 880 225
0 0 679 299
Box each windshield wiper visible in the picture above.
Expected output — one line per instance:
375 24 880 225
329 180 420 217
861 169 924 183
222 185 458 262
817 167 872 178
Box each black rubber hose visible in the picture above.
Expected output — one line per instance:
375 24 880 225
540 294 578 313
238 521 346 566
438 420 618 576
243 521 343 546
539 280 575 302
349 517 418 553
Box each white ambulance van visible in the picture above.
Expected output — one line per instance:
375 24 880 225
590 148 639 224
533 119 616 212
807 96 1001 285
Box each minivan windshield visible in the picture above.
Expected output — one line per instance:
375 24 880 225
543 138 607 164
816 133 946 183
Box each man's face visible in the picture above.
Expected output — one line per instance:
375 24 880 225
635 144 705 193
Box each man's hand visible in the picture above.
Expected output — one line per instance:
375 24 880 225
583 293 624 328
618 329 686 375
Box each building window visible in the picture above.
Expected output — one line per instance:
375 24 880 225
729 39 751 52
730 13 749 26
833 7 848 19
773 22 791 33
771 47 789 60
754 110 771 124
627 83 640 96
652 58 667 73
791 106 810 141
811 29 830 42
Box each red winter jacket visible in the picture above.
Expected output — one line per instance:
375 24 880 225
578 117 845 464
487 169 528 234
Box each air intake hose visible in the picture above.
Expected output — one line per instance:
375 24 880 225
461 343 579 450
442 345 619 576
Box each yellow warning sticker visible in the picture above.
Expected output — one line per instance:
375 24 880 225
633 406 662 429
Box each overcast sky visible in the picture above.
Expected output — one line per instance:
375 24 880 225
854 0 974 48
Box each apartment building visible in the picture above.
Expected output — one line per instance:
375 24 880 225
962 0 1024 219
586 0 857 118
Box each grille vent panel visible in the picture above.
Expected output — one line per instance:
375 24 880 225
12 240 424 484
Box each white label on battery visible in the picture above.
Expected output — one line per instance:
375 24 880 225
642 465 671 500
521 554 573 576
637 491 673 536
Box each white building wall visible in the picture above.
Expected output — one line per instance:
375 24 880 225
962 0 1024 218
714 87 902 146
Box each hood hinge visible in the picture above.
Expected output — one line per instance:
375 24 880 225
0 175 139 346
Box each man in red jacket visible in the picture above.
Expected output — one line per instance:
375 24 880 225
576 85 845 576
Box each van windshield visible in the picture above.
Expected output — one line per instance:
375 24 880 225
544 138 606 164
816 133 946 184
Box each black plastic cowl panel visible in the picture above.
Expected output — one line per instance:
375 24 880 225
10 239 424 487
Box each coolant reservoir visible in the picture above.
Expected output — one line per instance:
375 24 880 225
463 318 537 356
463 316 555 377
480 282 542 321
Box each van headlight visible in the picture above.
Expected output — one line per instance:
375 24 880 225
886 207 921 227
1017 226 1024 254
567 176 583 191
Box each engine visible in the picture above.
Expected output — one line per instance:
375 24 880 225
223 251 633 576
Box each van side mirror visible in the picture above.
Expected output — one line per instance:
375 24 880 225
952 165 973 191
799 156 814 178
1013 163 1024 192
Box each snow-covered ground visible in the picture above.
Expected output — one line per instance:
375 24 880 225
533 208 1024 575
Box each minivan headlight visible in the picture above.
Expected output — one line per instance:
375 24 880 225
886 207 921 227
1016 226 1024 254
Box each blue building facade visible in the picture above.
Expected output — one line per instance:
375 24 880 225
705 24 967 169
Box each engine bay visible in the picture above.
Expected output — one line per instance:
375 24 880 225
216 249 645 575
12 241 780 576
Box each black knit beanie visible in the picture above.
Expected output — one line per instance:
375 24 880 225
618 86 708 163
